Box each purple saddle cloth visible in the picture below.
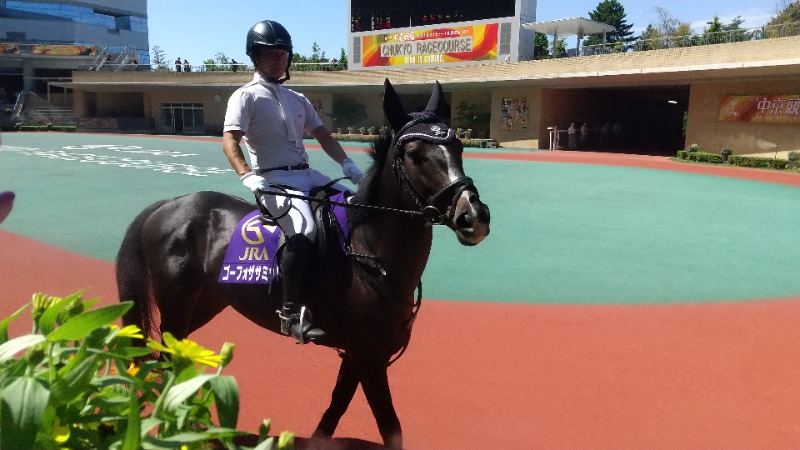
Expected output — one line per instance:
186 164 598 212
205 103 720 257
218 192 349 285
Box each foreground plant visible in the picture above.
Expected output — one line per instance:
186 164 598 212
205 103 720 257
0 291 292 450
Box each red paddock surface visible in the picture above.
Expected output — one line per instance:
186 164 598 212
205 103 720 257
2 147 799 449
2 233 800 450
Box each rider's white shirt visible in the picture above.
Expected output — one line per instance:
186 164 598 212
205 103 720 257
223 73 323 173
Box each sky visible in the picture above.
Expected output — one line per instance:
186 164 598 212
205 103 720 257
147 0 781 66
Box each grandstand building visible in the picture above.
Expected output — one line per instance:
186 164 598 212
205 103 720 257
0 0 148 103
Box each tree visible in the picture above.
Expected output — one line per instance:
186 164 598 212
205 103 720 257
768 0 800 25
533 32 550 59
635 7 694 48
583 0 635 47
337 47 348 70
150 45 170 71
203 52 231 71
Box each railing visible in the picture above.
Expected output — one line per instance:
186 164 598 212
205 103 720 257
579 22 800 56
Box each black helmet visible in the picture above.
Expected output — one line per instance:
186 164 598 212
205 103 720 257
246 20 293 67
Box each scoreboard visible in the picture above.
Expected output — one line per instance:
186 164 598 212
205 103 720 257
350 0 517 32
348 0 537 69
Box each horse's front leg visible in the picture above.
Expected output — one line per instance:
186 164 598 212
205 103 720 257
312 355 360 439
360 358 402 449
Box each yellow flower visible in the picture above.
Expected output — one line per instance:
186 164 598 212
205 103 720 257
110 324 145 339
147 332 224 368
127 362 140 376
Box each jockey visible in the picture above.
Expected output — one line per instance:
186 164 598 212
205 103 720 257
222 19 363 343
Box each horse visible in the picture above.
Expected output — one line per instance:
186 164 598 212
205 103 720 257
116 78 491 448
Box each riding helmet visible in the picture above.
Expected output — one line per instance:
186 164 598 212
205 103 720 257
246 20 293 68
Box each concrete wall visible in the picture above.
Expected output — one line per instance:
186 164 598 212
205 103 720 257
687 79 800 155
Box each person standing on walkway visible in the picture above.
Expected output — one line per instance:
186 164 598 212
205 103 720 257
175 57 182 72
568 122 577 149
222 19 363 343
580 122 589 148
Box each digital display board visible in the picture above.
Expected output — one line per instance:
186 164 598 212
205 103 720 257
350 0 515 32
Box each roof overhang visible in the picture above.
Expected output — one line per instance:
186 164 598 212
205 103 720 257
522 17 616 37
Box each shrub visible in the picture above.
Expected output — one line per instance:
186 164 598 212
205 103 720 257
686 151 723 164
720 148 733 163
788 151 800 169
686 143 701 153
0 291 293 450
728 155 789 170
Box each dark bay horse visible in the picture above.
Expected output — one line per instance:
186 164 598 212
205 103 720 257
116 79 490 448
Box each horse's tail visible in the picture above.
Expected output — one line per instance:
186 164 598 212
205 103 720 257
116 200 168 342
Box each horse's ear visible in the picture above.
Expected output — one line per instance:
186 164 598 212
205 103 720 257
424 81 448 118
383 78 410 131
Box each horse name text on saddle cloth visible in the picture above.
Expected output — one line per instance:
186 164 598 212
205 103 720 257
218 193 350 285
218 211 281 284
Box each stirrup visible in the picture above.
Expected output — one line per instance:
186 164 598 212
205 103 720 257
277 306 321 344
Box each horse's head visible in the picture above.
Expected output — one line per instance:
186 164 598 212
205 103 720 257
383 79 490 246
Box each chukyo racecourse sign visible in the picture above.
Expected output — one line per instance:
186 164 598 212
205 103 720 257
360 23 499 67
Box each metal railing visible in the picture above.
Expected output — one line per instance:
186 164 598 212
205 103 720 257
579 22 799 56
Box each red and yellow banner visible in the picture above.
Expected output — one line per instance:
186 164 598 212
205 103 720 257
1 43 20 54
31 45 95 56
719 95 800 123
361 23 498 67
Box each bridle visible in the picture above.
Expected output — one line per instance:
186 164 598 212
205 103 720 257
390 113 479 229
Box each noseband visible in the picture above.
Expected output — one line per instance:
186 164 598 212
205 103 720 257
390 114 478 228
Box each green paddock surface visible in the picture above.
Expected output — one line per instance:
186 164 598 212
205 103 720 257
1 132 798 305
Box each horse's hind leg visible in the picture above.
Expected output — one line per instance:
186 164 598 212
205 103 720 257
359 359 402 449
313 356 360 440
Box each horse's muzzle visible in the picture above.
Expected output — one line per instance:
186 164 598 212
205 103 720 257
452 191 490 246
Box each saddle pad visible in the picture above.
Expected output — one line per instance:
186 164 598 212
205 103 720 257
218 211 281 284
218 193 349 285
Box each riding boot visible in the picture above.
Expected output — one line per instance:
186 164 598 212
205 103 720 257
278 234 325 343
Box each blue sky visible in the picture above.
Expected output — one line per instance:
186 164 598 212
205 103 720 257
147 0 779 65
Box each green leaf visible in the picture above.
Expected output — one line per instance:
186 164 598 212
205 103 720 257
0 376 50 450
50 354 99 405
0 334 47 363
0 304 29 344
46 303 132 342
121 383 141 450
209 375 239 428
162 374 215 412
254 436 275 450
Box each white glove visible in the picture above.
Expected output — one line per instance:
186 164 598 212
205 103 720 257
341 158 363 184
240 172 270 194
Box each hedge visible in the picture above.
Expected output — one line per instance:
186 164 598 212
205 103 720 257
728 155 789 170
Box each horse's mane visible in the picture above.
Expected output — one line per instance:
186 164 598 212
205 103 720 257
347 134 391 231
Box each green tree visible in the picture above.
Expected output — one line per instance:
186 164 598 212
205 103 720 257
337 47 348 70
583 0 635 47
150 45 170 71
768 0 800 24
203 52 231 71
533 32 550 59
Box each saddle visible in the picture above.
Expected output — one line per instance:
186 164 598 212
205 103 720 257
217 188 350 285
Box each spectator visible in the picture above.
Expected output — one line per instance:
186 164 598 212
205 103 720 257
612 121 622 147
567 122 577 149
175 57 182 72
580 122 589 148
231 58 239 72
183 59 191 72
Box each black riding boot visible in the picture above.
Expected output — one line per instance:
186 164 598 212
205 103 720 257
278 234 325 343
